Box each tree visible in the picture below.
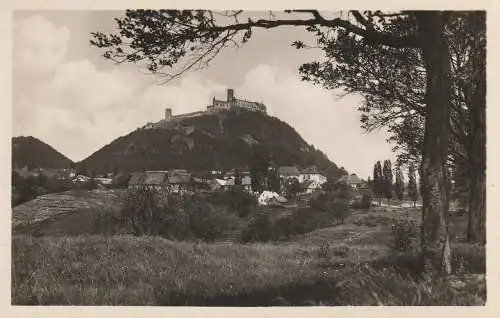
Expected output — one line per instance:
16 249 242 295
465 13 486 244
285 177 301 199
90 9 455 273
408 163 419 207
382 159 393 205
373 161 383 205
299 12 485 245
394 166 404 202
267 168 281 193
234 169 242 186
249 148 269 193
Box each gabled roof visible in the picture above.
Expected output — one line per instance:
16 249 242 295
168 171 191 184
338 173 362 184
143 171 169 185
129 172 146 185
278 166 300 176
301 165 320 174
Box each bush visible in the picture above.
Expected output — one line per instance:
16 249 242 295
80 178 99 190
352 191 372 209
240 213 273 243
185 196 241 242
391 219 419 252
105 189 243 242
207 188 257 218
309 192 336 211
331 199 350 224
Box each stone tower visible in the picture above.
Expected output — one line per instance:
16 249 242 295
165 108 172 121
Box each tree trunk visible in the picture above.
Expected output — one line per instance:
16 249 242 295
467 13 486 244
415 12 452 275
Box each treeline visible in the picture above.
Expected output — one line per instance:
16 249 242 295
371 160 419 207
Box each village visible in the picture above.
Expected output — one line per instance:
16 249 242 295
12 164 367 207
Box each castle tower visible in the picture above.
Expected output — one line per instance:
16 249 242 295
227 88 234 102
165 108 172 121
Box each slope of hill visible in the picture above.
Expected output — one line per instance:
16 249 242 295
79 111 347 180
12 136 73 170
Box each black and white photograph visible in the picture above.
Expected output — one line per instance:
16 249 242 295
8 6 490 307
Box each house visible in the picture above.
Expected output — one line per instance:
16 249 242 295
128 171 170 191
167 170 192 193
214 178 235 191
241 175 252 192
95 177 113 186
337 173 363 189
142 171 170 191
299 179 325 194
38 169 76 181
73 174 90 184
258 190 288 206
298 166 327 186
278 166 300 180
191 177 212 192
128 172 146 189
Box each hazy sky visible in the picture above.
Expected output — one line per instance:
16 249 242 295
12 10 396 179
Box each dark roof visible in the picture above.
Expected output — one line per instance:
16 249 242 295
143 171 169 185
168 171 191 184
129 172 146 185
278 166 300 176
301 165 319 174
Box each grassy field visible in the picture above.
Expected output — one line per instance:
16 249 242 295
11 190 486 306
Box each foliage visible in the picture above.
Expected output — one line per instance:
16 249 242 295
391 219 419 252
206 187 257 217
12 136 73 170
95 188 245 241
373 161 384 205
352 190 372 209
407 163 419 206
394 166 405 201
112 173 132 188
382 160 393 204
267 168 281 193
284 177 301 199
234 169 242 186
81 177 99 190
79 112 345 180
240 213 273 243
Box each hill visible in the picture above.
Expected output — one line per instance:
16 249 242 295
79 111 347 179
12 136 73 170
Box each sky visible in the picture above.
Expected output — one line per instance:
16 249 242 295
12 10 396 179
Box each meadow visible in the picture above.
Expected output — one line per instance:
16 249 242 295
11 189 486 306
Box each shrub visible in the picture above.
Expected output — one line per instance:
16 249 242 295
207 188 257 218
391 219 419 252
309 192 336 211
352 191 372 209
185 196 241 242
331 199 350 224
81 178 99 190
240 213 273 243
317 241 330 260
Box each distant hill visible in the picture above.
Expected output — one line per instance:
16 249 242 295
12 136 73 170
79 111 347 180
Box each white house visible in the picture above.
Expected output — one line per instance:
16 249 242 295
298 166 327 185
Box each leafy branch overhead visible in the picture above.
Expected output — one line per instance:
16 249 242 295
90 10 421 83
